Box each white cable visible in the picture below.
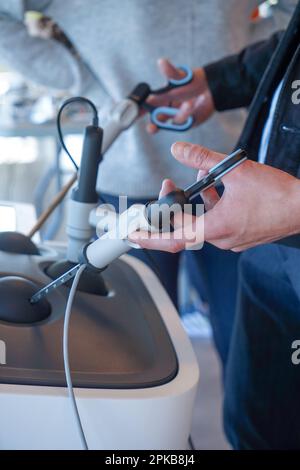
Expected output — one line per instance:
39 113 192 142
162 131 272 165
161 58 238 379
63 264 88 450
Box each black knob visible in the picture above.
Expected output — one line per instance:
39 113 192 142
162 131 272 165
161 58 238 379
146 189 188 231
0 232 39 255
0 276 51 324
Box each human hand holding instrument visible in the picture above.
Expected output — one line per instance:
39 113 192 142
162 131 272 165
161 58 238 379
30 148 247 304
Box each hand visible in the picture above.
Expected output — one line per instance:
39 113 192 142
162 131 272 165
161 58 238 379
146 58 215 134
129 143 300 252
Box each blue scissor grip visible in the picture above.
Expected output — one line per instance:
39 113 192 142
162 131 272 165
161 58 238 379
151 107 194 132
168 65 193 87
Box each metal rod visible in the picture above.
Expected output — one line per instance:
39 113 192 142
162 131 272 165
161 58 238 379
184 149 247 200
28 173 77 239
30 264 81 304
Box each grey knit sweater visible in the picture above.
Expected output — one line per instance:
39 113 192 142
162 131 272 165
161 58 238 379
0 0 295 197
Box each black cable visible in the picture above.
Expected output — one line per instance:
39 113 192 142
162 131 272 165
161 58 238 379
56 96 99 171
56 96 108 205
188 435 196 450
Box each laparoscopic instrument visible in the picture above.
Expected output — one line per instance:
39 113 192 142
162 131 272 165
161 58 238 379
137 64 194 131
30 148 247 305
101 64 194 154
19 65 195 261
4 66 193 246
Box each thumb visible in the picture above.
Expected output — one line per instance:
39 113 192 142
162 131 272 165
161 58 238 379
159 178 177 198
157 58 185 81
171 142 223 170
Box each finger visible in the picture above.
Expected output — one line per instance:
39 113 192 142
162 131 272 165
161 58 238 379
130 211 205 252
146 122 158 134
145 94 170 108
146 111 174 134
159 179 177 198
158 179 197 233
129 230 186 253
190 93 214 125
146 105 191 133
201 187 220 211
172 101 194 124
147 109 182 133
155 59 192 101
173 95 212 126
232 244 252 252
157 58 185 80
155 111 173 123
230 236 278 252
229 233 280 252
196 169 220 210
207 238 248 252
171 142 223 170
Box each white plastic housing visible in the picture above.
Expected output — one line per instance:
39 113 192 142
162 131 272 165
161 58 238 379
86 204 151 269
0 254 199 450
66 199 98 263
102 99 139 153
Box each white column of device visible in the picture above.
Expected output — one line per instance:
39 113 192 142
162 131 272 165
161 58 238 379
66 99 139 263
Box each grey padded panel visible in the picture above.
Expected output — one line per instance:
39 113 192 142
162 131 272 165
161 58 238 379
0 250 178 389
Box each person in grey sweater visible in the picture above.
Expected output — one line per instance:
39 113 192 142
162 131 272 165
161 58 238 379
0 0 292 197
0 0 295 367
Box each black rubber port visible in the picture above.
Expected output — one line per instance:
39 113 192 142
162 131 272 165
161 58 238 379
0 232 40 255
0 276 51 324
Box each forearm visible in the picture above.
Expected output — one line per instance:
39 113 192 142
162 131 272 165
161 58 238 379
204 32 283 111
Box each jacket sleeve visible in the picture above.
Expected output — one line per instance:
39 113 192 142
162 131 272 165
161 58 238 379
204 32 284 111
0 10 97 95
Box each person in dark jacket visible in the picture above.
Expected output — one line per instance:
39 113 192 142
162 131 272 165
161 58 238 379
131 1 300 449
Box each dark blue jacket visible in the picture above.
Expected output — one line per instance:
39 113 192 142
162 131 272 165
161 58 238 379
204 2 300 246
204 2 300 176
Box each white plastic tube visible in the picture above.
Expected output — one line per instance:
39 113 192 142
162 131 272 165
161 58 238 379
85 204 150 269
